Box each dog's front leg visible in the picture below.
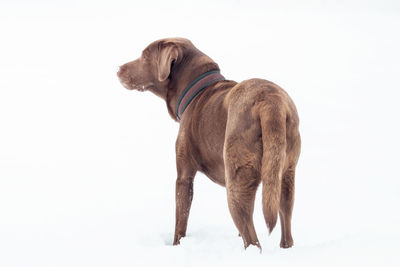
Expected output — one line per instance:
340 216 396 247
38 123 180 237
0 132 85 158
173 168 196 245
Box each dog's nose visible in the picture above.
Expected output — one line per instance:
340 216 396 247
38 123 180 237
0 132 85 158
117 65 126 77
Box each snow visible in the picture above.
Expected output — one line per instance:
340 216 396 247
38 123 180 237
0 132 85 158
1 0 400 266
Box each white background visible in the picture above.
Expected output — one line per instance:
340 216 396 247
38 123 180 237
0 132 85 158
1 0 399 266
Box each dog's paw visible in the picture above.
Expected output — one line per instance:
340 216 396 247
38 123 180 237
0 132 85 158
280 240 293 248
173 233 185 245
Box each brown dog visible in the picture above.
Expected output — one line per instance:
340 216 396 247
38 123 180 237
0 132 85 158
117 38 301 250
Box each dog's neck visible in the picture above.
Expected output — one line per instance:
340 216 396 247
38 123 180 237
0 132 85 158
174 70 224 120
165 55 221 122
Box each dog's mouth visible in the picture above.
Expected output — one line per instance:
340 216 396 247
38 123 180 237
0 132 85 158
120 80 131 90
117 67 149 91
118 77 140 91
136 85 146 92
119 78 148 92
130 84 146 92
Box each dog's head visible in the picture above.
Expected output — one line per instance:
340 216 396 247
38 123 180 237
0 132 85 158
117 38 217 99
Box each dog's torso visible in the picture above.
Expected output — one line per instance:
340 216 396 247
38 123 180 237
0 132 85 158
176 78 299 187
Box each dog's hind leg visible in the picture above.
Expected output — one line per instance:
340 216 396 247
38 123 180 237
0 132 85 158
224 134 262 249
226 167 260 249
279 168 295 248
279 130 300 248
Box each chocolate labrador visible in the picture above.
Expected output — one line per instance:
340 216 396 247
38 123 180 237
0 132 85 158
117 38 301 250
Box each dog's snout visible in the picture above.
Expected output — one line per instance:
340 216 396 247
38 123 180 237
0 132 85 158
117 65 127 77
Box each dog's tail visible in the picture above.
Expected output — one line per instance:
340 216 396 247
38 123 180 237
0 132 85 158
259 102 287 233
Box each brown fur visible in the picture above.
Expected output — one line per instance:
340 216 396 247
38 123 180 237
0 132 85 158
117 38 301 250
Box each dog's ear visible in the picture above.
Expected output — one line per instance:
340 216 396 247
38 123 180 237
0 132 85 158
157 43 179 82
